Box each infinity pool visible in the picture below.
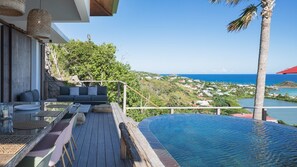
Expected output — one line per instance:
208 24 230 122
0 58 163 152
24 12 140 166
139 114 297 167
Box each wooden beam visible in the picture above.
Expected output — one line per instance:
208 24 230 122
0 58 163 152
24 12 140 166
119 122 165 167
90 0 112 16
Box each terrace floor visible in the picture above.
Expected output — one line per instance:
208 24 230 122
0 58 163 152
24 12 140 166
61 103 130 167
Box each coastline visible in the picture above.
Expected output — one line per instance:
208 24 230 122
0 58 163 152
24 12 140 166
166 74 297 86
140 72 297 125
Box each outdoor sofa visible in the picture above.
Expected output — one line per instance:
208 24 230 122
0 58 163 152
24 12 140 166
57 86 108 105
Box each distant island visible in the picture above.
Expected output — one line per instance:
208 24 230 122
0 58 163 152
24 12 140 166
275 81 297 88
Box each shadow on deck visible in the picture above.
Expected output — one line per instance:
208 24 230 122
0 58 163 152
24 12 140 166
63 103 130 167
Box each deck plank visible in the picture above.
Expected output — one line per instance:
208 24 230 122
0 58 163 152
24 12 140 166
87 111 99 166
72 113 93 167
103 113 116 167
77 113 95 167
97 113 106 167
57 104 131 167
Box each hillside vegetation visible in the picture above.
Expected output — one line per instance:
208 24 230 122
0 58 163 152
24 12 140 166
48 40 250 122
48 40 141 108
140 79 197 107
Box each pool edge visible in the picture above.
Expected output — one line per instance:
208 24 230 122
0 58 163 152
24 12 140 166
139 116 180 167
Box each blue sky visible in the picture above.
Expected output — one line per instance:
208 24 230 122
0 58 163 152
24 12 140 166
56 0 297 74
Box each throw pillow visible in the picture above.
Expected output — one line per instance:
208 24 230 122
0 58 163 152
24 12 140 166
20 91 34 102
70 87 79 95
88 87 97 95
31 89 40 101
60 86 70 95
97 86 107 95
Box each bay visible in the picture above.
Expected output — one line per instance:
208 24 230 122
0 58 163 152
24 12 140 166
270 88 297 96
239 98 297 125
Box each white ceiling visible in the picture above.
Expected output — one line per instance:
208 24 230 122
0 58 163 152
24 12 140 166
0 0 90 43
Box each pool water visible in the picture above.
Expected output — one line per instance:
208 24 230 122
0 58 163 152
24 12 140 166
139 114 297 167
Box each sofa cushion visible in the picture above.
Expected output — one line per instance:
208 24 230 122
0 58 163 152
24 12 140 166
91 95 108 102
74 95 91 102
79 87 88 95
57 95 75 101
31 89 40 101
88 87 97 95
97 86 107 95
60 87 70 95
70 87 79 95
20 91 34 102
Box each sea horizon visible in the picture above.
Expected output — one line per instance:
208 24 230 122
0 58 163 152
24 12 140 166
160 74 297 86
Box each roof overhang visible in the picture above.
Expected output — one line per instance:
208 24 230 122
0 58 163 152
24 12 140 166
0 0 119 43
0 0 90 43
90 0 119 16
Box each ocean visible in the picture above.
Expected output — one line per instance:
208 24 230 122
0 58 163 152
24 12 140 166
172 74 297 86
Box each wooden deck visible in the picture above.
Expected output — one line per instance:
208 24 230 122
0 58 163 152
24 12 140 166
62 103 130 167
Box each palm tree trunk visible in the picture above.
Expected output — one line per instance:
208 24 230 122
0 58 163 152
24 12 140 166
253 0 274 120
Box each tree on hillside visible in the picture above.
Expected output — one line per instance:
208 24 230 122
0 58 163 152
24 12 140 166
50 40 141 107
210 0 275 120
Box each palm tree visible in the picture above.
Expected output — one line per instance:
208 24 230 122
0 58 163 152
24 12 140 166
210 0 275 120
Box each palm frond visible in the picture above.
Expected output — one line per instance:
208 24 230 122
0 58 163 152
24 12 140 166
227 4 258 32
209 0 245 5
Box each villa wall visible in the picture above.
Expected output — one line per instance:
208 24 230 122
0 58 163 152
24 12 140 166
0 25 43 102
11 28 32 101
1 25 11 102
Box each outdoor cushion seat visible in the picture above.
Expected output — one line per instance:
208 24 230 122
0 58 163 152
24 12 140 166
74 95 91 102
57 86 108 104
57 95 75 102
91 95 108 101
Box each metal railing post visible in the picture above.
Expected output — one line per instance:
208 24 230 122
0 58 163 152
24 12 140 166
262 108 267 121
216 108 221 115
117 82 121 103
44 81 48 100
170 108 175 114
123 84 127 115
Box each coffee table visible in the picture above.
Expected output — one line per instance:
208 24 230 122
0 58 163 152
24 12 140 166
68 104 91 125
69 104 91 114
